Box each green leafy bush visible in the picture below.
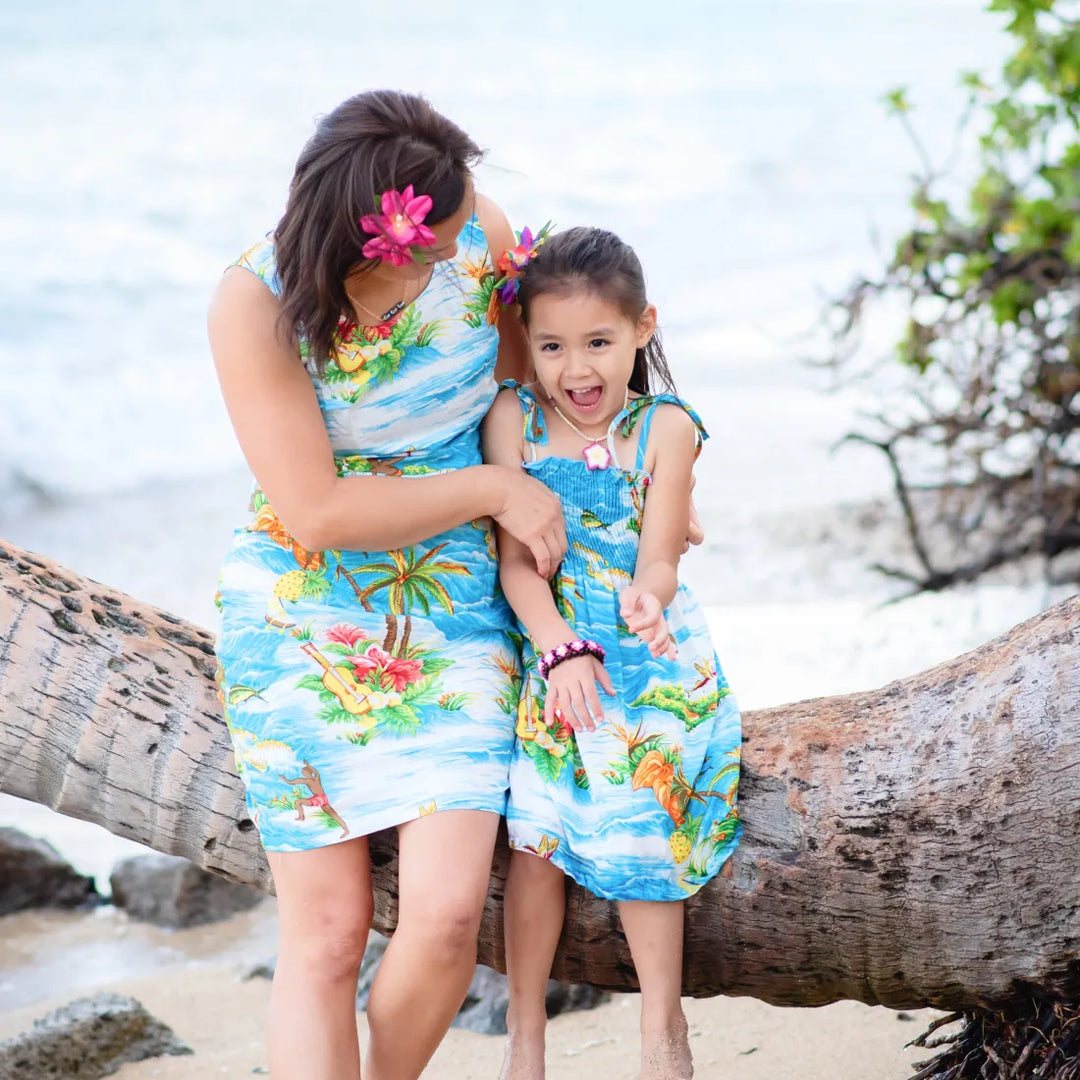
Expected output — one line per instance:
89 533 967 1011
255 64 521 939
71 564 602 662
831 0 1080 592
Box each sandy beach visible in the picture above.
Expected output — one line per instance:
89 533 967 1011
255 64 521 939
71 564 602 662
0 904 944 1080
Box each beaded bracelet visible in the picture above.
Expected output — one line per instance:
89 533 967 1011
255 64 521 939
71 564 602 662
537 638 607 680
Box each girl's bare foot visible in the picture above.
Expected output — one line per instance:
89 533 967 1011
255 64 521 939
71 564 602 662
499 1027 546 1080
640 1014 693 1080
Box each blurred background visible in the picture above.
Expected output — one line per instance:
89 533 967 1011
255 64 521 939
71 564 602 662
0 0 1017 621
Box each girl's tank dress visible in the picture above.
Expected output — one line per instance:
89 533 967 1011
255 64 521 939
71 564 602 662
214 220 520 852
502 382 741 901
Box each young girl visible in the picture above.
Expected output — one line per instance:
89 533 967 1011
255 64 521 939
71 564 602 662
482 227 742 1080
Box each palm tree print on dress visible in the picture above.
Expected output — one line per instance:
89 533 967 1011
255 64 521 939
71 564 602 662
337 544 470 655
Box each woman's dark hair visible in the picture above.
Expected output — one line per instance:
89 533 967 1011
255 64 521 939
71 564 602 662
516 227 676 396
274 90 483 367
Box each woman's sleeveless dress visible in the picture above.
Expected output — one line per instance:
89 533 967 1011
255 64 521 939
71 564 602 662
502 382 741 901
214 219 520 853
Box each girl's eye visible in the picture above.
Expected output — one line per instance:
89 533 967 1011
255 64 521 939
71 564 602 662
539 342 561 353
589 338 609 349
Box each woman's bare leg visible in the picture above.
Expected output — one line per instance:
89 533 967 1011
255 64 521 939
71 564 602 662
618 900 692 1080
267 838 374 1080
499 851 566 1080
363 810 500 1080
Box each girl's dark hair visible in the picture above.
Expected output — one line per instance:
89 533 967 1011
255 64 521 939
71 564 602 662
516 227 676 396
274 90 483 367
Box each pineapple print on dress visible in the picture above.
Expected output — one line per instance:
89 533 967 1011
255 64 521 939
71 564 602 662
215 219 518 854
270 567 331 627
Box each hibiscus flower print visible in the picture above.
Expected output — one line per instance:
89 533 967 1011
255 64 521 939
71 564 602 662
349 643 424 692
325 623 369 648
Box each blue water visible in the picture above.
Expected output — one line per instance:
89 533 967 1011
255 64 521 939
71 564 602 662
0 0 1008 515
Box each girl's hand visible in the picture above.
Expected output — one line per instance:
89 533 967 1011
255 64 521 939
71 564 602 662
619 586 677 660
491 467 567 579
543 655 615 732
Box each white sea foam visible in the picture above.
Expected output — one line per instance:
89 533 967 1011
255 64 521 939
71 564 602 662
1 0 1006 510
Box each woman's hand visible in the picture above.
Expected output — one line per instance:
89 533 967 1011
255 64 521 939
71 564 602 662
491 467 567 579
543 655 615 732
619 586 677 660
684 473 704 552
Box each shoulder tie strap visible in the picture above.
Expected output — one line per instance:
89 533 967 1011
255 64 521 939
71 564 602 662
612 394 708 472
498 379 547 461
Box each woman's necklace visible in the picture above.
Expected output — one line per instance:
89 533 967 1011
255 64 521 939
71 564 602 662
548 388 629 470
347 265 434 326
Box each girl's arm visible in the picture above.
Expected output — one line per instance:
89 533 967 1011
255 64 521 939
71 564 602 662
474 194 531 384
619 406 700 658
481 391 613 728
208 268 565 575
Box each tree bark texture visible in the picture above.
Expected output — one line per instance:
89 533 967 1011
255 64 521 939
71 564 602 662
1 536 1077 1011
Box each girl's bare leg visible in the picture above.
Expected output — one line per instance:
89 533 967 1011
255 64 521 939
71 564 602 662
363 810 500 1080
618 900 692 1080
499 851 566 1080
266 839 374 1080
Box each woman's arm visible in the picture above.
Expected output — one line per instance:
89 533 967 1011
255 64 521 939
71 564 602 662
619 406 699 657
474 193 531 384
208 268 563 571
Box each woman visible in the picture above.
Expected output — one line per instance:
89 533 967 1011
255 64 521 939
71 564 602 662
210 89 564 1080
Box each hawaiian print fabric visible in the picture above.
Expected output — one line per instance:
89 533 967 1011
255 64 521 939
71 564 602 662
215 221 520 852
502 382 742 901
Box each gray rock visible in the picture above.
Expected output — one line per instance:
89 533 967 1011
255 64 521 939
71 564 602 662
0 827 98 916
0 992 191 1079
454 964 610 1035
354 931 390 1010
243 930 387 1001
109 854 264 928
241 958 277 982
248 931 609 1035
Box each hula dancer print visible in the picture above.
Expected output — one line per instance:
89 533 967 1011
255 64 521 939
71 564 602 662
279 763 349 837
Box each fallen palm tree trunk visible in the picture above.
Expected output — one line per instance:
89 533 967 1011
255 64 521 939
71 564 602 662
1 536 1077 1011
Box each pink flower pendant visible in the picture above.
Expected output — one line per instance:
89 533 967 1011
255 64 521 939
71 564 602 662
582 442 612 470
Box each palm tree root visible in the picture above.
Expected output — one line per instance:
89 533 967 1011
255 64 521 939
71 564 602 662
910 998 1080 1079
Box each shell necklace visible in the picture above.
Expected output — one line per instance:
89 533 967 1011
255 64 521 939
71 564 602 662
548 388 628 470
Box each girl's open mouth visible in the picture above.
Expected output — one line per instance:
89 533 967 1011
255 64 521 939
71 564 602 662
566 386 603 410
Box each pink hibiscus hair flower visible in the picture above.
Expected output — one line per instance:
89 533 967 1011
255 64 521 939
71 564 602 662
349 643 424 692
359 186 437 267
